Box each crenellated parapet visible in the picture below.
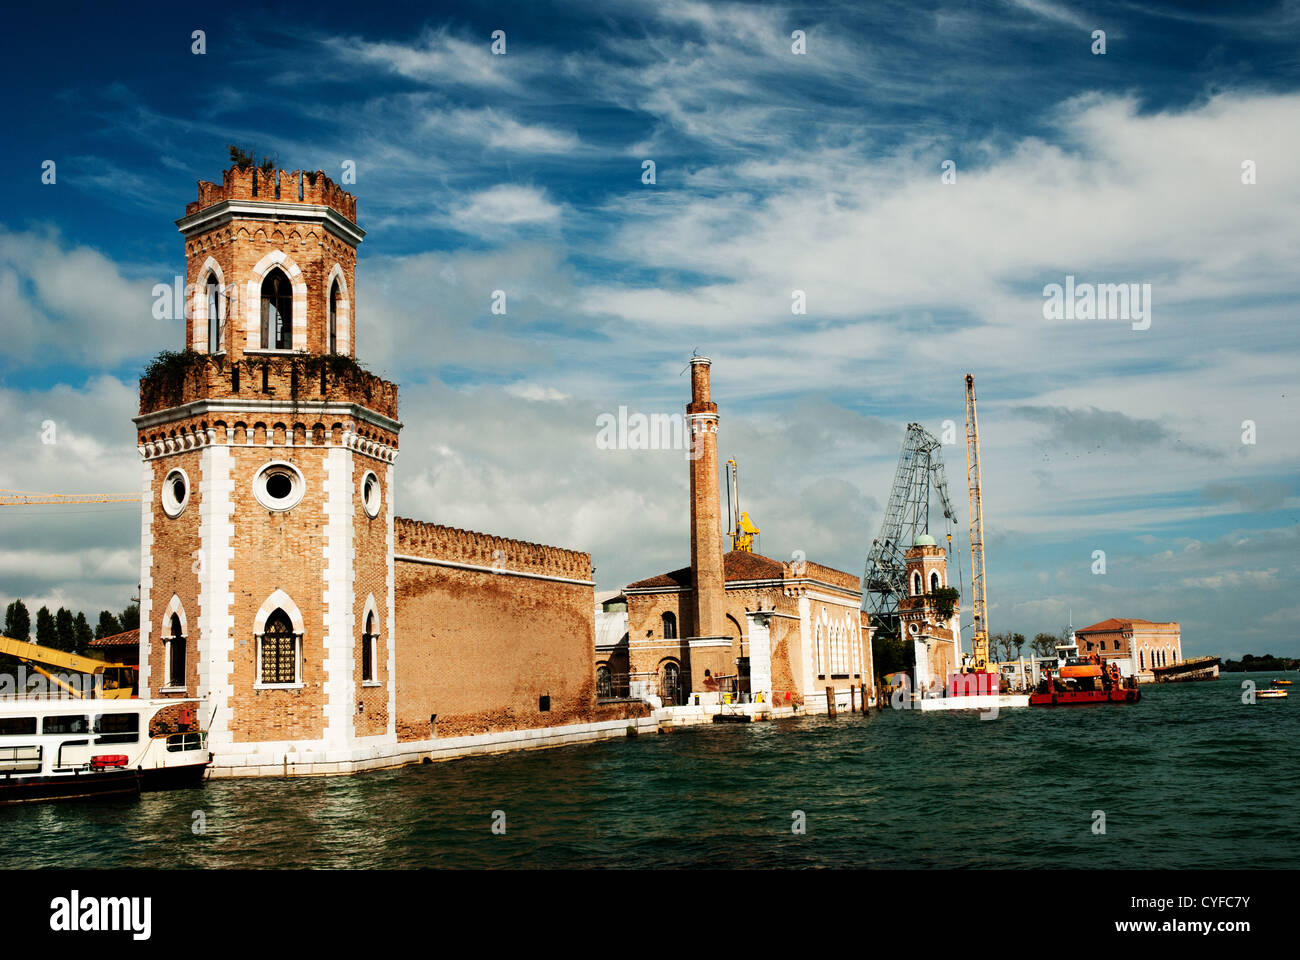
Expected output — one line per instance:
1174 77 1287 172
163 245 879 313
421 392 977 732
139 352 398 422
186 166 357 223
785 559 860 593
395 518 593 582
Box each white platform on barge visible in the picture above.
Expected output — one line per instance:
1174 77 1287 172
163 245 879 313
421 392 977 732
914 694 1029 712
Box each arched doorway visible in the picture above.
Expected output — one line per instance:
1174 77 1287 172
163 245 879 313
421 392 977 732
658 660 683 706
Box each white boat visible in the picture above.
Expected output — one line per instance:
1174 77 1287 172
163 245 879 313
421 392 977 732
0 697 210 804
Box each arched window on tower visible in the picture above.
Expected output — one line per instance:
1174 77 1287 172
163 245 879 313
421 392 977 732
328 280 339 355
361 610 377 683
261 269 292 350
166 613 186 689
206 274 222 354
930 571 941 593
661 611 677 640
912 571 922 596
258 608 300 685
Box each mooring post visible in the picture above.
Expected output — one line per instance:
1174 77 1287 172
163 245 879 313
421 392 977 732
826 686 836 717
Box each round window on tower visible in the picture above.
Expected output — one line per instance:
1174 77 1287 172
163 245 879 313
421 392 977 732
361 471 381 518
161 468 190 518
253 461 305 512
908 622 920 637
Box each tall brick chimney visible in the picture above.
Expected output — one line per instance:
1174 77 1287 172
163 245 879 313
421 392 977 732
687 357 726 640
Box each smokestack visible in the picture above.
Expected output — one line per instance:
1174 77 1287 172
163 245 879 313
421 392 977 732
687 357 725 640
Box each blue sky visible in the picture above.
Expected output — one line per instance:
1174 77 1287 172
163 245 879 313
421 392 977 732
1 0 1298 657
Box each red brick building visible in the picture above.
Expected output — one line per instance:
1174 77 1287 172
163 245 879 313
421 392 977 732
616 358 873 712
135 165 643 776
1076 617 1182 681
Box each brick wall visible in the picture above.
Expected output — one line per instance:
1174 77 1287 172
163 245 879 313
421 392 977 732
394 554 625 741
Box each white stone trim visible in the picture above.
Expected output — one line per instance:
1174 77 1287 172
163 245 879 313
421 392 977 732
244 249 308 352
254 589 306 635
205 716 656 777
176 200 365 247
393 554 594 586
325 263 351 356
685 636 731 648
134 399 401 438
197 444 235 753
138 461 154 696
162 593 188 637
384 464 396 739
322 445 354 748
191 257 227 353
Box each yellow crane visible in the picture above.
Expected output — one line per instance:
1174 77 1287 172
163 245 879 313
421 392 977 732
963 374 992 674
725 459 760 552
0 489 139 507
0 635 138 698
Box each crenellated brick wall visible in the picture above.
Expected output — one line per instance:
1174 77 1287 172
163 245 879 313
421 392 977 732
394 518 592 582
187 166 357 222
139 354 399 422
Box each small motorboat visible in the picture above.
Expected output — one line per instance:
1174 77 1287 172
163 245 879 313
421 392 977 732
1257 688 1288 700
1270 679 1292 686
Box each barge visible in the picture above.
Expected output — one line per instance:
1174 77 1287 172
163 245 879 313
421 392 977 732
1030 638 1140 707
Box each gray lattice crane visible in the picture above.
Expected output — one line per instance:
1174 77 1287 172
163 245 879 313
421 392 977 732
861 423 956 639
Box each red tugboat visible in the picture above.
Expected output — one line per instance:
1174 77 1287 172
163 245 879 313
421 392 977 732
1030 636 1140 706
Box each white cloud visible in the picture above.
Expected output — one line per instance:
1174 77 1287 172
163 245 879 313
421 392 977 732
452 184 562 227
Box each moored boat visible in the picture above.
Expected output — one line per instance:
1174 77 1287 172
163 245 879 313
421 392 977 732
0 697 210 805
1029 637 1140 707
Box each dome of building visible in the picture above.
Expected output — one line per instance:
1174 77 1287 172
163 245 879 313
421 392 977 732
914 533 937 547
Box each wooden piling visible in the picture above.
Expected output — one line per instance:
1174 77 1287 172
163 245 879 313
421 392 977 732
826 686 836 717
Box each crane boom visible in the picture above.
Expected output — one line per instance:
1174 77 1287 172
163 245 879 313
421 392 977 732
0 635 137 698
862 423 956 637
964 374 990 672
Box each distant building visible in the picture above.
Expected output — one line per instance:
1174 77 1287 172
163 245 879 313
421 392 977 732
88 628 140 663
1076 618 1181 682
615 358 872 712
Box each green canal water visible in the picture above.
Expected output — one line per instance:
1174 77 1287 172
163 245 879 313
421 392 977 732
3 672 1295 869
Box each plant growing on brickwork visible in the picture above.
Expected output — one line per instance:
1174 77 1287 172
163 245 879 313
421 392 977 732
141 350 206 407
227 144 276 176
931 586 959 621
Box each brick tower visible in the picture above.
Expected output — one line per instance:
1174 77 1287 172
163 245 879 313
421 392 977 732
686 357 726 671
134 164 401 768
898 534 960 695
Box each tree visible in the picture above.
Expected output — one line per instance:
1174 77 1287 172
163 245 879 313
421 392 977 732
119 603 140 632
73 612 93 655
989 631 1024 663
54 607 76 653
35 606 56 648
932 586 960 621
1031 632 1059 658
95 610 122 640
872 631 912 678
4 599 30 640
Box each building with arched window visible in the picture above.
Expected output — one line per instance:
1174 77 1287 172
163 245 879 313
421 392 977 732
1076 617 1182 682
135 164 646 777
620 358 872 713
897 534 961 696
